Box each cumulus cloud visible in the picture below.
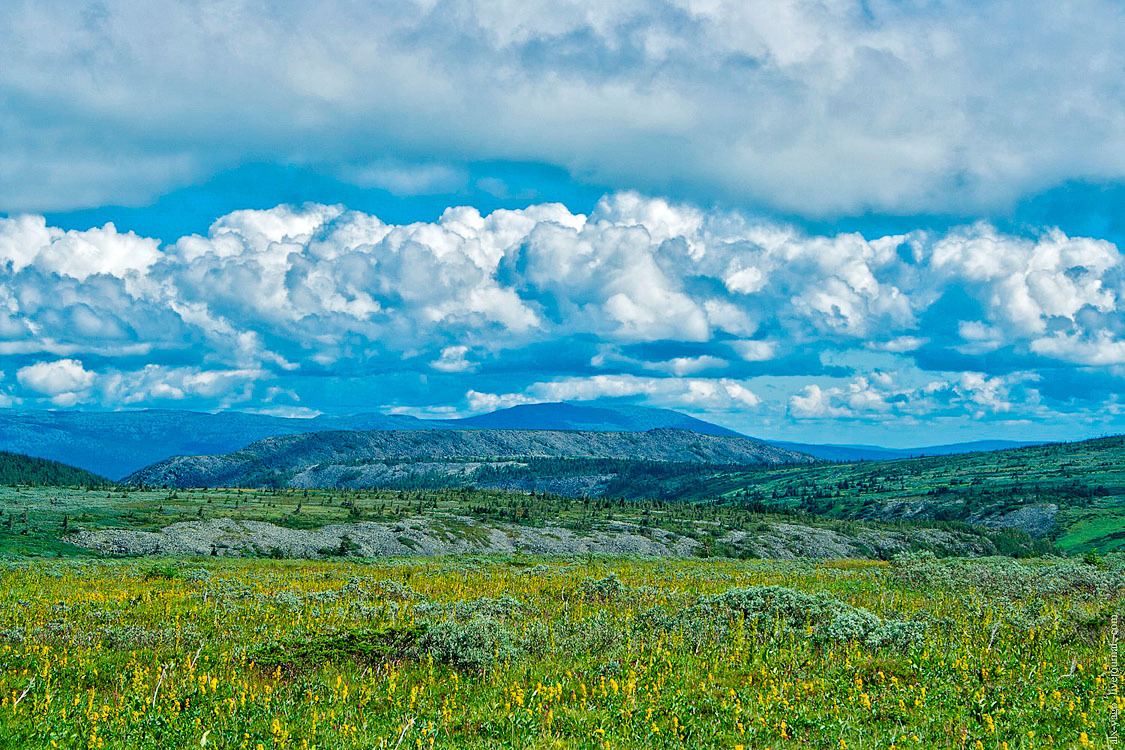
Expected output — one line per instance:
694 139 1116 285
654 356 728 376
12 357 266 408
788 371 1039 422
471 374 762 413
96 366 266 405
16 359 96 405
731 340 778 362
0 194 1122 429
431 346 476 373
0 371 18 408
0 215 160 280
4 1 1125 216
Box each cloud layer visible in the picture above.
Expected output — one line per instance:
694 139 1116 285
3 0 1125 215
1 193 1122 440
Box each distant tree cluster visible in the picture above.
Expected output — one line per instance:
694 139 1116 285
0 451 109 487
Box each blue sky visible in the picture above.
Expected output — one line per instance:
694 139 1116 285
1 0 1124 445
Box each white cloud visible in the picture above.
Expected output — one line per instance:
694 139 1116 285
338 161 468 196
245 406 323 419
788 371 1039 421
0 215 160 280
789 378 893 420
931 226 1120 338
867 336 928 353
654 355 728 376
465 390 537 413
1030 330 1125 366
474 374 762 413
0 371 16 408
0 194 1122 416
731 340 778 361
16 363 270 407
431 346 476 373
4 2 1125 216
16 359 96 405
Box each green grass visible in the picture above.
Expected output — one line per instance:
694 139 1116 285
0 555 1117 748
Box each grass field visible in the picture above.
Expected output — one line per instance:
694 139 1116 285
1 555 1121 748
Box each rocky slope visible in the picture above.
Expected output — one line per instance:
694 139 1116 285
70 514 998 560
125 428 811 489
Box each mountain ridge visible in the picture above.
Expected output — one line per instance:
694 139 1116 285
770 439 1048 462
125 427 811 489
1 402 1050 479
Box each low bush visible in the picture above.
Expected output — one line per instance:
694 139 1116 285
418 618 519 670
249 625 424 670
680 585 926 648
578 574 627 602
143 563 180 580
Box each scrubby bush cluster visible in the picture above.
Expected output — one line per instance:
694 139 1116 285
683 585 926 648
892 551 1125 599
577 574 628 602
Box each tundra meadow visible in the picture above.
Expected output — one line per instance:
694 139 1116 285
1 554 1121 748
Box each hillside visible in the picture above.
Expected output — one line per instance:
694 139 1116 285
0 451 109 487
125 428 810 489
678 436 1125 553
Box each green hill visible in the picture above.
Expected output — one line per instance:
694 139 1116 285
0 451 110 487
682 436 1125 554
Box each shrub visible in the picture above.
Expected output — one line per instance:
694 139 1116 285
416 595 526 621
579 575 627 602
143 563 180 581
892 552 1125 599
249 626 424 671
419 619 519 671
341 577 418 602
682 585 926 648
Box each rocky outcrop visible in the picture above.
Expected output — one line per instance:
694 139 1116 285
70 514 1007 560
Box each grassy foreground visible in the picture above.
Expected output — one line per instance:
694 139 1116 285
0 555 1121 749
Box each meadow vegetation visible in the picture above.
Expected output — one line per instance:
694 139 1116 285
0 554 1120 748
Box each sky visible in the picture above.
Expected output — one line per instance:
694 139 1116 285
1 0 1124 446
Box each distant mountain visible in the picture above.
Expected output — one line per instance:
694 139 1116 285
771 439 1047 462
0 451 109 487
444 402 746 437
0 401 1049 480
0 403 747 479
0 409 433 480
125 428 811 489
